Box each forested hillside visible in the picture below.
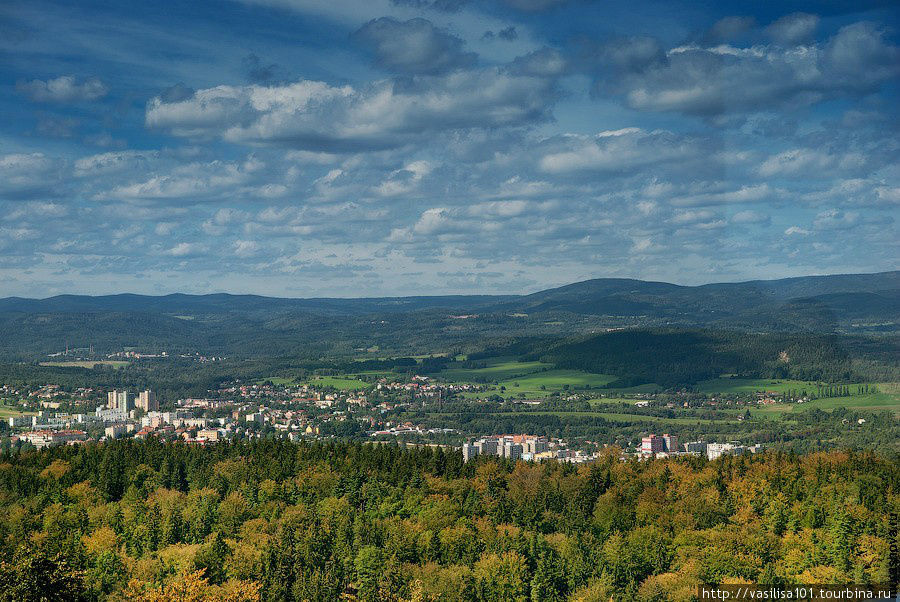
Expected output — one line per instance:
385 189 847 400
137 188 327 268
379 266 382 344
0 272 896 360
0 440 896 601
540 329 867 387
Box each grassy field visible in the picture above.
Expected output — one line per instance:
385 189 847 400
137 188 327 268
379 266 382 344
498 370 617 395
480 410 721 426
39 360 129 369
588 397 651 407
750 384 900 418
453 368 618 400
696 377 825 394
438 358 552 382
303 376 371 391
0 405 29 418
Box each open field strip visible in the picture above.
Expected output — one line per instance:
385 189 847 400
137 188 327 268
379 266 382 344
303 376 371 390
39 360 130 369
450 410 722 425
697 377 829 394
0 405 30 418
437 358 552 382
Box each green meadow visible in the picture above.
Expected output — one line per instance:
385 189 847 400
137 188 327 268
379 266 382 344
303 376 371 391
437 358 552 382
39 360 130 369
497 370 618 395
696 377 826 394
0 405 29 418
482 410 721 426
750 384 900 418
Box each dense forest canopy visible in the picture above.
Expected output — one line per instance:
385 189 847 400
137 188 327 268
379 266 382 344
0 440 897 601
539 329 865 387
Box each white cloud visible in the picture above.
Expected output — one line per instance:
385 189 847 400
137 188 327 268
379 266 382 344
146 69 558 151
96 157 264 201
166 242 205 256
16 75 108 103
0 153 62 198
604 22 900 116
538 129 698 173
766 13 819 46
352 18 476 74
758 148 866 178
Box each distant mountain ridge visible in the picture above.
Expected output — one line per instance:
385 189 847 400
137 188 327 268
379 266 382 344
2 271 897 315
0 271 896 359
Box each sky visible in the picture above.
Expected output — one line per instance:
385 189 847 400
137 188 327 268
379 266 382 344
1 0 898 298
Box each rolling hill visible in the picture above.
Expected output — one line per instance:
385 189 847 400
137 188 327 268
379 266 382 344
0 271 896 359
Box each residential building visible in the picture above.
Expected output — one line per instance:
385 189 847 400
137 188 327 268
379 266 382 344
683 441 707 455
641 434 665 455
105 424 126 439
475 439 498 456
707 442 748 460
107 390 133 412
662 434 679 453
462 442 479 462
501 442 523 460
21 430 87 449
137 390 158 412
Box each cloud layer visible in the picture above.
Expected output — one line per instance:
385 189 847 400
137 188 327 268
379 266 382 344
0 1 897 297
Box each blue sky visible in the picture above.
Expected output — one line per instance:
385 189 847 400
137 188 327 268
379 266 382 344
1 0 898 297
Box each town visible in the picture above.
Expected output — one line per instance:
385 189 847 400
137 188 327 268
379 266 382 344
1 372 774 463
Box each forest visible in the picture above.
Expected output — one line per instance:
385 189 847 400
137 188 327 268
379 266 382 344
0 439 897 601
538 329 877 387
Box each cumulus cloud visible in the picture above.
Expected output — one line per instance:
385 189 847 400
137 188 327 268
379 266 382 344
353 18 476 74
766 13 819 46
146 69 559 151
166 242 206 256
3 4 899 295
0 153 63 199
375 160 432 197
508 47 567 77
96 157 265 201
537 128 700 174
16 75 108 103
671 183 779 207
596 22 900 116
74 151 160 177
758 148 866 178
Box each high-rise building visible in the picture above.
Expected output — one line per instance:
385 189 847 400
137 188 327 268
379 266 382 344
476 439 499 456
462 442 479 462
662 433 678 453
524 437 549 454
684 441 707 455
641 434 664 455
107 390 133 411
138 390 158 412
707 442 746 460
501 442 523 460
